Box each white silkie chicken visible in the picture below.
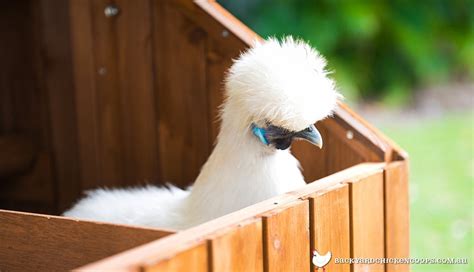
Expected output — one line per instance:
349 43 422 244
64 37 340 230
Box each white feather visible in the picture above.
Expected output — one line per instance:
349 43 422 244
63 186 189 229
63 36 341 230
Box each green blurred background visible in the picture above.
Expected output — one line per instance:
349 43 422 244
219 1 473 271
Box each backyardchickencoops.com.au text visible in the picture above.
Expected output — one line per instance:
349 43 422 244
334 257 469 265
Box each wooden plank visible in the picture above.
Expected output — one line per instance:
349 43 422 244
69 0 101 189
336 103 408 161
311 183 350 272
170 0 254 56
144 242 208 272
210 218 263 272
154 2 210 187
114 0 160 183
348 171 385 272
325 123 365 176
0 1 55 213
90 0 126 185
262 200 310 272
0 209 172 272
78 163 385 271
71 0 161 188
205 40 235 143
37 0 81 211
0 1 44 140
384 160 409 272
331 106 389 162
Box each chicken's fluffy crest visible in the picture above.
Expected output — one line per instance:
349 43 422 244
225 36 341 132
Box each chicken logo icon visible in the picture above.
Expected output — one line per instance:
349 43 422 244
312 250 332 271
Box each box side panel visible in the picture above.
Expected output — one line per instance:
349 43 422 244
0 210 171 271
384 160 410 272
210 219 264 272
0 0 57 213
145 242 208 272
311 184 351 272
262 200 310 272
349 171 386 272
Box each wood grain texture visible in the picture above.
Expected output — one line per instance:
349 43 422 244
331 106 389 162
335 103 408 161
71 0 161 188
90 0 126 185
174 0 253 56
115 0 160 184
210 218 264 272
205 40 235 143
0 209 172 272
69 0 100 189
154 2 210 187
311 183 350 272
323 117 368 176
37 0 81 212
262 200 310 272
348 171 385 272
144 242 208 272
384 160 409 272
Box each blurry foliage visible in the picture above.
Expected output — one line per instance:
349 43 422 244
219 0 474 102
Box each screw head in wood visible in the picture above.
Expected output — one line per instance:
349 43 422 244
104 4 120 18
346 130 354 140
98 67 107 76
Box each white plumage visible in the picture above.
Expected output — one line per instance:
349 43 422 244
63 37 341 230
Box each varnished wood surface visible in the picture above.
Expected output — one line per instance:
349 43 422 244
69 0 100 192
38 0 81 212
311 184 350 272
155 1 210 187
210 218 263 272
0 0 56 213
348 171 385 272
0 209 173 272
263 200 310 272
384 160 410 272
145 242 208 272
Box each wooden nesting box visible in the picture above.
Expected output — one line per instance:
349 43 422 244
0 0 409 271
